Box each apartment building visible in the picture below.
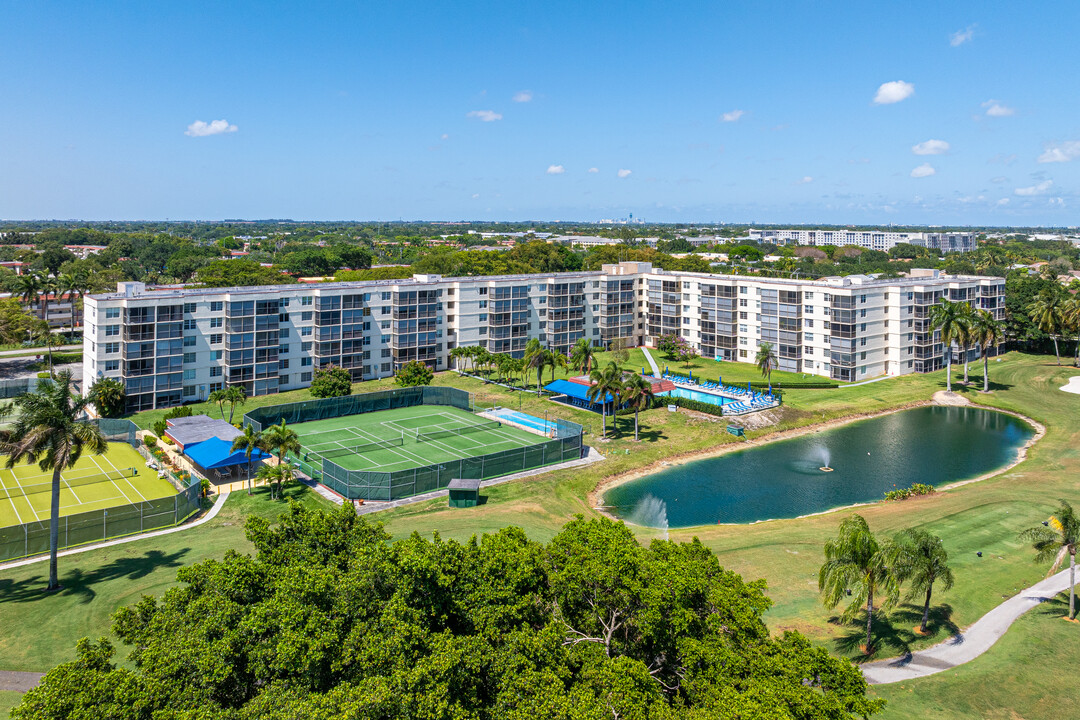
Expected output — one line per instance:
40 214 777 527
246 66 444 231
82 263 1004 412
748 228 977 253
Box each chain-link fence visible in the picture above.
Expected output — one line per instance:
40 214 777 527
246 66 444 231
244 386 474 432
0 418 202 562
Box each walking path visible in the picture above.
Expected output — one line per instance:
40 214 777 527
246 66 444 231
0 344 81 358
0 491 229 573
837 375 892 388
640 346 662 377
862 566 1078 684
0 670 44 692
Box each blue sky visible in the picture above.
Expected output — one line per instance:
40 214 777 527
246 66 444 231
1 1 1078 225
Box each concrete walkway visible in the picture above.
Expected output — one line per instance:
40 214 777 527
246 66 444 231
640 346 662 377
862 566 1077 684
0 670 44 692
0 491 229 573
837 375 892 388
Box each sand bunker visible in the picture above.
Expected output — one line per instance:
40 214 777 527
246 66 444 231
1060 376 1080 394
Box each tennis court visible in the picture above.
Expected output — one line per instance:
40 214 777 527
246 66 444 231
293 405 545 473
0 442 176 528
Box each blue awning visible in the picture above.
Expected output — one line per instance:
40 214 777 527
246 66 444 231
185 436 271 469
544 379 613 403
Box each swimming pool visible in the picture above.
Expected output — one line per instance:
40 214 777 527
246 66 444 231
657 386 733 407
488 408 557 434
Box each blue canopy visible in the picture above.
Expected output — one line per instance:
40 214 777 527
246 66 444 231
185 436 271 469
544 379 614 403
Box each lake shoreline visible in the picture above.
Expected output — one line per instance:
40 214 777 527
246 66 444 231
589 393 1043 530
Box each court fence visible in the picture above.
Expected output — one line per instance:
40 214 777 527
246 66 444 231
0 418 203 563
261 387 585 501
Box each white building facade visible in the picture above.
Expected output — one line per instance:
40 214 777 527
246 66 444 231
748 229 977 253
82 264 1004 412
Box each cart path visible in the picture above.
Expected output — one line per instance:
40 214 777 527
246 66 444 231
640 346 662 376
862 565 1077 684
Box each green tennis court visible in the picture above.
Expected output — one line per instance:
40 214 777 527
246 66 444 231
0 442 177 528
292 405 545 473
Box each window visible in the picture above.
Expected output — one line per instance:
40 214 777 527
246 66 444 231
302 341 312 351
804 347 813 355
381 362 391 372
381 291 391 301
739 286 748 294
183 336 196 347
301 327 312 336
805 319 813 328
210 334 223 344
804 305 813 314
104 360 119 372
478 288 487 295
105 325 119 336
210 301 223 312
301 311 313 321
212 350 223 360
301 296 313 306
739 349 747 358
210 317 223 328
183 319 197 330
739 298 747 307
279 344 289 354
278 359 290 370
380 320 390 330
739 311 748 320
210 366 222 377
105 307 120 319
280 298 290 307
380 306 389 315
183 385 197 397
279 328 290 338
184 303 196 313
478 300 487 309
301 372 313 382
183 369 196 380
104 342 119 354
805 292 813 300
380 336 390 344
381 348 390 358
301 357 312 367
183 352 196 363
209 381 224 392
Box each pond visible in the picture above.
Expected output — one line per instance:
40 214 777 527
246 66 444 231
603 406 1034 528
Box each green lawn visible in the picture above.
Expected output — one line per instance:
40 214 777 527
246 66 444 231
3 351 1079 719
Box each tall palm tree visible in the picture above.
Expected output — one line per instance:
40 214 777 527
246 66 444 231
14 272 43 321
570 337 596 374
885 528 955 634
230 424 267 496
38 275 57 329
621 374 655 442
929 299 967 391
527 345 553 396
208 388 228 420
1062 296 1080 368
818 514 899 653
1020 500 1080 620
969 309 1004 392
56 269 88 333
549 351 568 382
261 420 301 500
1028 290 1065 365
2 371 107 591
956 303 976 385
587 361 624 439
755 342 778 382
225 385 247 423
256 463 294 501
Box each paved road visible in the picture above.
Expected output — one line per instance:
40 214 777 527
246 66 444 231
862 566 1077 684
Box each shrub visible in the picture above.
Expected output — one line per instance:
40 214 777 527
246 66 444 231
883 483 936 501
36 371 51 379
89 377 126 418
310 365 353 398
144 435 158 448
152 419 168 438
394 360 435 388
161 435 175 446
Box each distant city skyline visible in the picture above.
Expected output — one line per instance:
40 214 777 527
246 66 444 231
1 1 1078 225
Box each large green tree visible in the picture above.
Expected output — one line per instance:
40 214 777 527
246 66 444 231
1020 499 1080 620
885 528 955 634
13 509 883 719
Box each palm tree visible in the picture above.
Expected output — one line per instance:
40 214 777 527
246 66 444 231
256 462 294 502
621 374 655 442
56 269 88 333
755 342 778 382
956 303 975 385
34 327 62 377
230 424 267 496
550 351 568 382
818 514 899 653
885 528 955 635
1028 290 1065 365
208 388 228 420
2 371 107 591
225 385 247 423
968 310 1003 392
14 272 44 322
587 361 624 439
1062 296 1080 368
570 337 596 374
1020 500 1080 620
526 344 553 396
929 299 967 392
38 275 57 329
261 420 301 500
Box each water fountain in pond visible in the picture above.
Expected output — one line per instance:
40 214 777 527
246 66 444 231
814 445 834 473
628 494 669 539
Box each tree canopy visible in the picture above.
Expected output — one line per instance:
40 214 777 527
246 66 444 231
14 508 881 720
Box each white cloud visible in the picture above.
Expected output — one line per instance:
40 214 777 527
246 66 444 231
546 164 565 175
1049 197 1065 207
471 193 480 199
982 100 1015 117
512 91 533 103
184 119 237 137
997 198 1011 206
910 163 936 178
795 176 813 184
1015 179 1053 196
912 139 950 155
1038 140 1080 163
990 176 1007 183
617 168 632 178
950 25 975 46
440 133 449 140
467 110 502 122
587 167 599 173
720 109 744 122
873 81 914 105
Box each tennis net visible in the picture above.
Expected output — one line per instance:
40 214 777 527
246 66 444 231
307 436 404 461
0 467 138 501
416 421 502 443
